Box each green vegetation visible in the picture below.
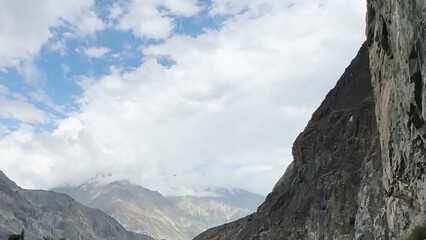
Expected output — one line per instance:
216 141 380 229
406 226 426 240
8 229 24 240
8 229 65 240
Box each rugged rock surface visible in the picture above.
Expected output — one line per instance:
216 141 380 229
0 171 153 240
195 44 382 240
195 2 426 239
367 0 426 238
53 180 263 240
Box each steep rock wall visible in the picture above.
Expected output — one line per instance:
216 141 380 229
195 1 426 239
367 0 426 238
195 44 382 240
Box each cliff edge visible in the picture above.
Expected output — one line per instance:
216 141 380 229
195 0 425 239
195 44 384 240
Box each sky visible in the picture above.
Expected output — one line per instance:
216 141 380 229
0 0 366 196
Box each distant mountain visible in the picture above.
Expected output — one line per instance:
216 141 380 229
0 171 153 240
53 180 264 240
207 187 265 212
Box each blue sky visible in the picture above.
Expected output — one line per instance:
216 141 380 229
0 0 366 195
0 0 230 131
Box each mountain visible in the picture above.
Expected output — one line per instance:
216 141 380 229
206 188 265 212
195 1 426 238
0 171 153 240
195 41 380 240
53 180 263 240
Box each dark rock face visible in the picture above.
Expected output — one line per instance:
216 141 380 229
195 44 383 240
367 0 426 238
195 2 426 239
0 171 153 240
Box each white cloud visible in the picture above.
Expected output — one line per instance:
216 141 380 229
117 0 200 39
162 0 200 16
0 0 103 71
0 86 46 123
27 90 64 114
80 46 111 59
16 60 42 85
118 4 174 39
0 0 366 195
108 2 124 20
53 117 83 140
208 0 250 15
69 9 104 37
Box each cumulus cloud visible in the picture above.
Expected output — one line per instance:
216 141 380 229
117 0 200 39
0 0 103 71
108 2 124 20
0 0 366 195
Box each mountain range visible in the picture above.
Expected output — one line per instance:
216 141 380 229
52 180 264 240
0 170 153 240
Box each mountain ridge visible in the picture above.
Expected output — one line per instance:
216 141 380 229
194 42 381 240
0 170 154 240
52 179 264 240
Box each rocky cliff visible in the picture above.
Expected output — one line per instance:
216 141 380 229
195 43 381 240
0 171 153 240
366 0 426 238
195 1 426 239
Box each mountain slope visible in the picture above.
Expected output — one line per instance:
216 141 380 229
0 171 153 240
195 1 426 236
194 43 385 240
53 181 261 240
55 180 189 240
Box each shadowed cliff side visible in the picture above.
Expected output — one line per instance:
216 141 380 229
195 44 386 240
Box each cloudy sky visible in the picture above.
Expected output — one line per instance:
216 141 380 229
0 0 366 196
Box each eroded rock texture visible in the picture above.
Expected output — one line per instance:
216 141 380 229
367 0 426 238
195 44 382 240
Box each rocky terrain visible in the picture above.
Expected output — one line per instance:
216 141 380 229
195 0 425 239
1 1 423 240
53 180 263 240
367 0 426 238
0 171 153 240
195 42 381 240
